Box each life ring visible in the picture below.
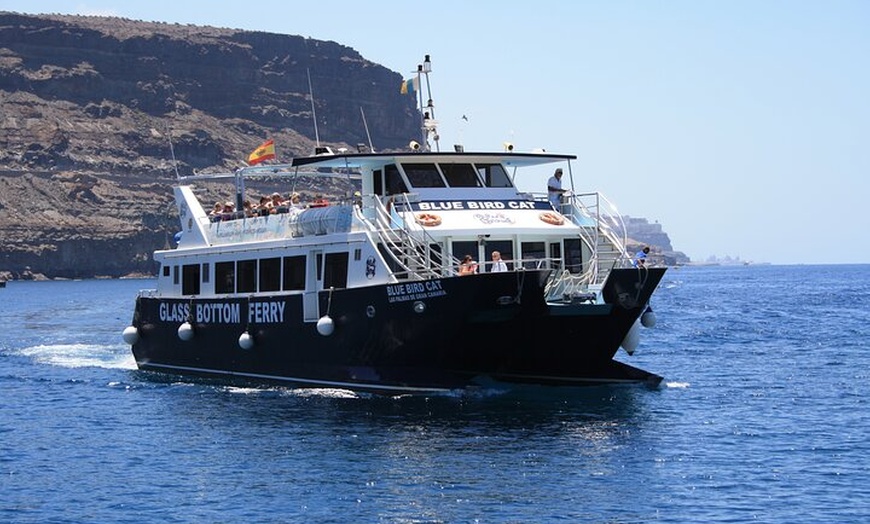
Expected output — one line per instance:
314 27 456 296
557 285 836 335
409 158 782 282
539 211 564 226
415 212 442 227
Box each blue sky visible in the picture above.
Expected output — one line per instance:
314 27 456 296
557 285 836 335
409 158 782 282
4 1 869 264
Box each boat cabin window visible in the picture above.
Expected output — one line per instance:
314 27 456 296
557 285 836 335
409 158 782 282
259 257 281 292
202 262 210 284
452 240 479 271
477 163 513 188
549 242 562 270
173 266 180 285
403 163 445 188
441 163 481 187
323 252 349 289
521 241 546 269
373 168 383 195
215 262 235 294
486 240 514 272
564 238 584 274
283 256 305 291
182 264 201 295
162 264 169 277
237 260 257 293
385 164 408 195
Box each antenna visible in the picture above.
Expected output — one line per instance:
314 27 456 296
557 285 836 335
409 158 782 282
165 124 181 179
307 68 320 147
420 55 440 152
360 107 375 153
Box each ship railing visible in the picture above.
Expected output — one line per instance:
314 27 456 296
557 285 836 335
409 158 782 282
358 193 460 280
524 190 629 288
562 191 632 285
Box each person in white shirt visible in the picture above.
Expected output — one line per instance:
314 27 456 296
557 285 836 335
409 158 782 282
490 251 508 272
547 168 568 210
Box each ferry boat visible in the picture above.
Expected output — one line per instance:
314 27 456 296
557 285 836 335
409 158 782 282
122 57 666 395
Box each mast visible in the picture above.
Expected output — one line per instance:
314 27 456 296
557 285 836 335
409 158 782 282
420 55 440 152
307 68 320 148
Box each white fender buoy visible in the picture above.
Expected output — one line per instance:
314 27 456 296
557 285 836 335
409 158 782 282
177 321 194 341
621 320 640 355
122 326 139 345
238 331 254 350
641 307 657 328
316 315 334 336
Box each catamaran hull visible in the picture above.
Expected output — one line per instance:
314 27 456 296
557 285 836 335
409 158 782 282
130 268 666 394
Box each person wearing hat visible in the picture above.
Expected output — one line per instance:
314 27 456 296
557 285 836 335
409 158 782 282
547 168 568 210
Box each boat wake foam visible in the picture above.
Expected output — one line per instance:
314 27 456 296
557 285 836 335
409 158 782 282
16 343 137 370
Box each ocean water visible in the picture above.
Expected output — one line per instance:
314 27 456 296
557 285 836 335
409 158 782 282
1 265 868 523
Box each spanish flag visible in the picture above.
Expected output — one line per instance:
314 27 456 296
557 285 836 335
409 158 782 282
247 139 276 165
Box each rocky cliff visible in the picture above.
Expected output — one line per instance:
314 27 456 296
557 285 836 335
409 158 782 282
624 216 690 266
0 12 419 279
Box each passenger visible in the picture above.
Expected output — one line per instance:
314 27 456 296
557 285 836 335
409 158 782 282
490 251 508 273
242 199 255 218
268 192 284 213
221 201 236 221
547 168 568 211
209 202 223 221
459 255 478 276
258 196 271 216
634 246 651 268
289 192 304 210
309 194 329 208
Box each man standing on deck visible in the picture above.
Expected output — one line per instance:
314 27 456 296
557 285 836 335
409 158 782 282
547 168 568 210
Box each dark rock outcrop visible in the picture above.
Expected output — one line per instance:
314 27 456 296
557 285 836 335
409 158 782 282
0 12 419 278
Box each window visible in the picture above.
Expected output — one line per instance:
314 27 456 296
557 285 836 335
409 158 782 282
182 264 201 295
385 164 408 195
215 262 235 294
162 265 170 277
173 266 179 285
373 169 383 195
354 248 362 261
486 240 514 272
259 257 281 292
441 163 481 187
202 262 210 283
521 241 546 269
564 239 584 274
452 240 479 272
477 164 513 188
549 242 562 270
237 259 257 293
283 256 305 291
428 242 443 271
402 163 445 188
324 252 349 289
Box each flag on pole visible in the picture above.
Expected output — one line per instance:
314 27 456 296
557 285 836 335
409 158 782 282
400 77 419 96
247 139 276 165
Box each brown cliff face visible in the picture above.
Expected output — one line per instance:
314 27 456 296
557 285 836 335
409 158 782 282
0 12 418 278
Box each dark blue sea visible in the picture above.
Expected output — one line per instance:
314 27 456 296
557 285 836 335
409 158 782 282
2 265 869 523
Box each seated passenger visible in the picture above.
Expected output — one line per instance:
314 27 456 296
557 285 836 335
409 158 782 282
269 192 284 213
242 199 255 218
289 192 304 210
209 202 223 221
458 255 478 276
221 201 236 221
309 194 329 208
